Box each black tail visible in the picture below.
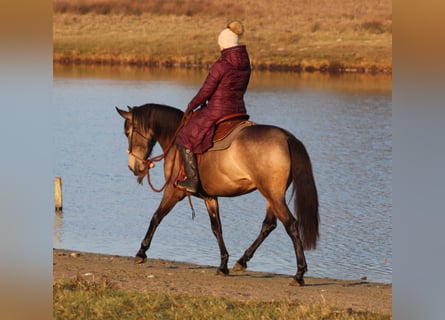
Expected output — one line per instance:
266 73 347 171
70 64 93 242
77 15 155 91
287 134 319 250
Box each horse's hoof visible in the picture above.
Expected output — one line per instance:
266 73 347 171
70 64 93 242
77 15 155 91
134 256 147 264
232 262 247 272
216 268 229 276
289 278 305 286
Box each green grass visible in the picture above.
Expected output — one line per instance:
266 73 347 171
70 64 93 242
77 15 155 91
54 277 391 320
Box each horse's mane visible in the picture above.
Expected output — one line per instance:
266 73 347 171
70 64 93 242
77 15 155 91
132 103 183 138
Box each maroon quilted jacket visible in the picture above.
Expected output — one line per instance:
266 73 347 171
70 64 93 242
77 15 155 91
176 45 251 154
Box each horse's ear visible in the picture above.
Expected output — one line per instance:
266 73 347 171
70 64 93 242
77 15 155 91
116 107 131 120
127 106 133 111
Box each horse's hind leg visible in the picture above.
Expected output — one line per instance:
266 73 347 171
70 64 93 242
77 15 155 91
272 200 307 286
204 197 230 275
232 205 277 272
283 216 307 286
135 187 183 264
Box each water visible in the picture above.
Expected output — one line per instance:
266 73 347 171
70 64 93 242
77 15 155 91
53 65 392 283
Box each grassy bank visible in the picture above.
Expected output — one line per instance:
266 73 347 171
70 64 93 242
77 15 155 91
53 277 390 320
53 0 392 73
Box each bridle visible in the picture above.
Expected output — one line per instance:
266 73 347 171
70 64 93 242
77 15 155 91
126 124 152 162
125 111 194 194
125 117 172 192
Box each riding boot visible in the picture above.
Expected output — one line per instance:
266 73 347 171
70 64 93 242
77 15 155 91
177 145 199 193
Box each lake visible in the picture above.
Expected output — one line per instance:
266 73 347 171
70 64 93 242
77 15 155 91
53 64 392 283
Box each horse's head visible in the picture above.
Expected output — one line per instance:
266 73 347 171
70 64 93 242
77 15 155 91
116 106 156 176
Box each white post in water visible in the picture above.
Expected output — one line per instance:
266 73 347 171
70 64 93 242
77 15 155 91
55 177 63 211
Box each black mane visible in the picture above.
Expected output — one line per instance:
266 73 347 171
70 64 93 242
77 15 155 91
132 103 184 138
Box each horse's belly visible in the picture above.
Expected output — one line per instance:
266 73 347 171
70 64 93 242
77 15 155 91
201 177 256 197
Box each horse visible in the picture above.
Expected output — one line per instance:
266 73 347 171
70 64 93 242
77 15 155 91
116 103 319 286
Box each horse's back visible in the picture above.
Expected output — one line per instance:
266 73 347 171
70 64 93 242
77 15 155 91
236 124 290 150
199 125 292 196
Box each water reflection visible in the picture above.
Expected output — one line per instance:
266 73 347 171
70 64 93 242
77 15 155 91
53 211 63 247
53 63 392 95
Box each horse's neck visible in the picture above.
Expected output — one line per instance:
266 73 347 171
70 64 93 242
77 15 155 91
156 134 176 154
154 120 181 153
150 113 181 153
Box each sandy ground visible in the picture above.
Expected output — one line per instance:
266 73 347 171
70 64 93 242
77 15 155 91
53 249 392 315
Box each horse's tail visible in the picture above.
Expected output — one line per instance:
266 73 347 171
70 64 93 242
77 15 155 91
287 133 319 250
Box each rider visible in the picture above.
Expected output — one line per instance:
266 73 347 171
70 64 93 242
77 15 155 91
175 20 251 193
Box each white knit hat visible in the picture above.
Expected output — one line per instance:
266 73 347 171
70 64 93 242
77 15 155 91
218 28 239 49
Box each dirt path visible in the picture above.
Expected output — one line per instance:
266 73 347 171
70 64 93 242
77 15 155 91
53 249 392 315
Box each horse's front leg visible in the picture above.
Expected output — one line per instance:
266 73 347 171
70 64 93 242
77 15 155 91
204 197 229 275
135 188 184 264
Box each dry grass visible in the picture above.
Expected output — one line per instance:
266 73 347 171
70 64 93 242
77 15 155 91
53 0 392 72
54 0 244 16
53 277 391 319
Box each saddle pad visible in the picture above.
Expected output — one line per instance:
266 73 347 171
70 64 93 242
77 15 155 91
213 114 250 141
208 120 255 151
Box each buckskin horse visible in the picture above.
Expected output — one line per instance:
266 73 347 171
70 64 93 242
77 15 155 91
116 103 319 286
